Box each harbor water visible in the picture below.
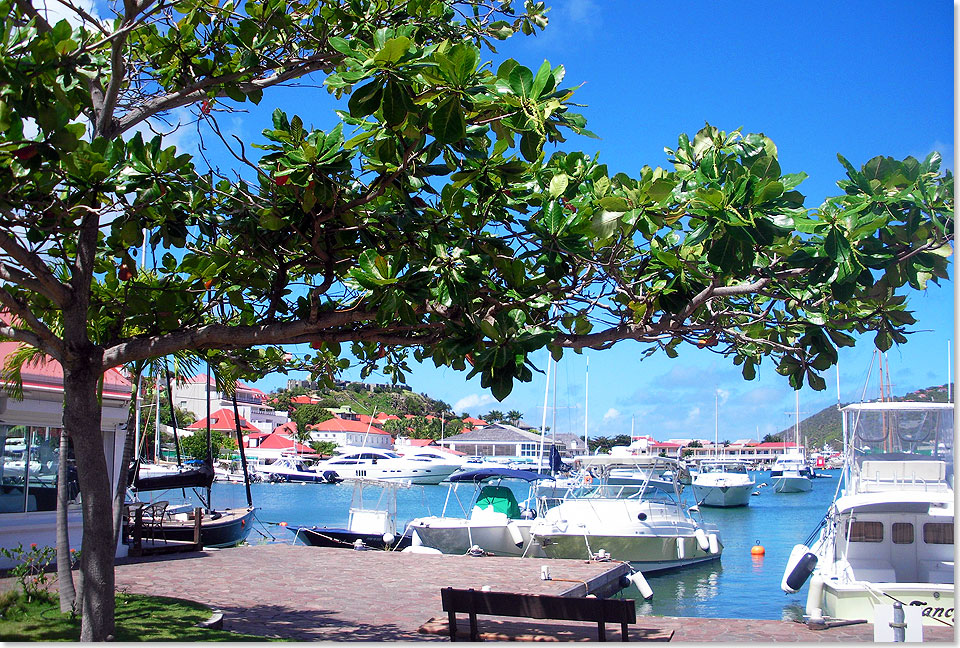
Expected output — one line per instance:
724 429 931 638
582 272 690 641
182 469 842 621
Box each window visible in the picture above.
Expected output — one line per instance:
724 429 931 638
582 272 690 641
520 443 539 457
923 523 954 545
892 522 914 544
848 521 883 542
0 426 78 514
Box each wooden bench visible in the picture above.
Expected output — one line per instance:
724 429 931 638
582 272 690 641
440 587 637 642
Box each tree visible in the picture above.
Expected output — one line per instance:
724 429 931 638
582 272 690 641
0 0 952 640
179 430 236 461
291 404 334 436
310 440 338 457
505 410 523 425
484 410 506 423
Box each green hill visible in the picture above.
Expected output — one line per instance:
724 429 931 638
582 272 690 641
774 383 953 450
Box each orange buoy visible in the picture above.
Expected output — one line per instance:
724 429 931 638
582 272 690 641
751 542 765 556
279 521 288 527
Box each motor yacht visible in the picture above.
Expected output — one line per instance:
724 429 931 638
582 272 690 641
316 447 460 484
407 468 553 556
782 401 954 627
529 456 722 571
770 450 813 493
690 458 755 507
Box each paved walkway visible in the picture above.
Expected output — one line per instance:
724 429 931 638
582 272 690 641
15 544 954 642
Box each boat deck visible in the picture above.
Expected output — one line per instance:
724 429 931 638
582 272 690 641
108 545 956 642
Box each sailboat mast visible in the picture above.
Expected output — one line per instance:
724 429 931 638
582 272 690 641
583 355 589 453
154 372 161 464
537 352 551 465
714 391 719 456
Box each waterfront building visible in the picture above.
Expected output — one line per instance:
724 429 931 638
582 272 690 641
0 341 131 568
171 373 288 434
438 423 564 458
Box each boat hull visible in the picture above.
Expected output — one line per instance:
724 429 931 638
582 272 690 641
161 507 256 548
691 483 753 507
819 581 955 627
290 525 412 550
534 533 722 572
408 518 543 557
773 476 812 493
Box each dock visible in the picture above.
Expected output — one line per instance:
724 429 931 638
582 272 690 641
111 545 955 642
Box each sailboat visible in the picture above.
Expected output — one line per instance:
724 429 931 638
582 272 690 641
128 367 255 548
770 392 813 493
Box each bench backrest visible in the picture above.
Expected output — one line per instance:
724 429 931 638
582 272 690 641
440 587 636 624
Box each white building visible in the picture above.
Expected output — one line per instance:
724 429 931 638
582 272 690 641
0 341 131 568
306 415 393 449
171 373 288 434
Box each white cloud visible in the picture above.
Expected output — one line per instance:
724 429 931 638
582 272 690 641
34 0 103 28
716 388 730 406
602 408 620 422
453 393 495 415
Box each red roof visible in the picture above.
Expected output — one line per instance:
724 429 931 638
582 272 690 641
309 417 389 435
751 441 800 449
187 408 259 432
245 431 312 453
405 439 438 447
272 422 297 436
651 442 683 448
463 417 487 426
0 340 131 398
291 395 322 405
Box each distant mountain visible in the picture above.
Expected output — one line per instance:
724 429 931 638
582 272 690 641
773 383 953 450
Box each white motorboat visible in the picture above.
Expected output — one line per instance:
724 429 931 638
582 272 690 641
782 401 954 627
254 455 341 483
530 456 722 572
690 459 755 507
407 468 553 556
316 447 460 484
770 450 813 493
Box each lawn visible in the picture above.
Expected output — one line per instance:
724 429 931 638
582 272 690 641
0 591 279 641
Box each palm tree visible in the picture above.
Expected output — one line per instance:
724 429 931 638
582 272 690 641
484 410 505 423
506 410 523 425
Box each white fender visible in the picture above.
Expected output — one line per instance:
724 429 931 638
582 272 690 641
411 530 423 546
506 521 524 548
707 533 719 555
628 571 654 600
676 537 686 559
694 528 709 551
804 575 824 617
401 545 442 554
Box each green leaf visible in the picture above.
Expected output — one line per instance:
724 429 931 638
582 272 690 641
348 80 383 118
519 132 542 162
591 210 623 240
647 178 675 202
373 36 411 64
529 60 553 98
508 65 534 97
749 156 781 181
381 80 408 127
598 196 629 212
548 173 569 198
430 97 466 144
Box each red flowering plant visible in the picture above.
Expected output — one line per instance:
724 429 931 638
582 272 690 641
0 543 59 602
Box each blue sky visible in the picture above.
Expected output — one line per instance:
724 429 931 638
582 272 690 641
211 2 954 442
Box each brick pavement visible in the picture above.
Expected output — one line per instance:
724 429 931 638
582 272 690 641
10 544 954 642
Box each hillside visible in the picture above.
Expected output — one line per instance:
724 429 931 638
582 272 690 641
773 383 953 450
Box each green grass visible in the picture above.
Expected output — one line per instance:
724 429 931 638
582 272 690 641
0 590 282 641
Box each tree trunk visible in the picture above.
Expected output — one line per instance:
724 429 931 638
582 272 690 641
63 358 115 641
56 428 77 613
112 366 141 552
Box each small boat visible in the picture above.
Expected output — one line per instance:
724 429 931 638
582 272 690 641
289 479 413 550
530 456 722 572
160 506 257 548
782 401 954 627
407 468 553 557
690 459 755 507
254 455 342 483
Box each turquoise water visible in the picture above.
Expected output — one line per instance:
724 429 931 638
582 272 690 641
191 469 842 621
